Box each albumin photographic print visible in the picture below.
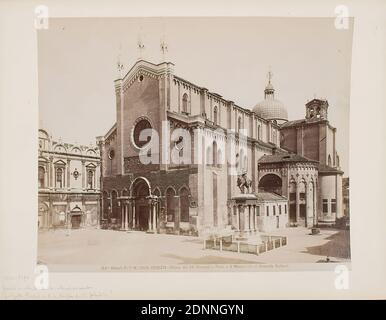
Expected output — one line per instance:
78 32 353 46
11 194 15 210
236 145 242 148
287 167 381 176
37 17 352 272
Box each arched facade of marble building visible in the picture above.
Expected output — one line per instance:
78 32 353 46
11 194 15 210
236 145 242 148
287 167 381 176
258 155 319 227
38 129 101 230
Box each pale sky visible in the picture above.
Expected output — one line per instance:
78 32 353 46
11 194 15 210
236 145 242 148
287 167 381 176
38 17 353 175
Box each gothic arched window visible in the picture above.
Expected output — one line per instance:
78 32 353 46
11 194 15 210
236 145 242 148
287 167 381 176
238 116 242 133
87 170 94 189
38 166 45 188
56 168 63 188
182 93 188 113
213 106 218 125
212 141 217 166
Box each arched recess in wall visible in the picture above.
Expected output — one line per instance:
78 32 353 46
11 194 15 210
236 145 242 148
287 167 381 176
182 93 188 113
212 140 217 166
258 174 283 195
38 165 46 188
179 187 190 223
328 154 332 166
206 145 212 166
111 190 119 220
238 116 242 133
102 191 109 219
165 187 176 222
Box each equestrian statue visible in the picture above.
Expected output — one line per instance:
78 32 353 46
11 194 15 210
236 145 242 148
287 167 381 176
237 171 252 194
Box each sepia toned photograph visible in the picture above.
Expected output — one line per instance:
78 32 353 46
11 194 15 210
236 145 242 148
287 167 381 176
37 17 353 272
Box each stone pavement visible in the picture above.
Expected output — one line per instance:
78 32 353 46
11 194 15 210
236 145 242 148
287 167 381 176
37 227 350 267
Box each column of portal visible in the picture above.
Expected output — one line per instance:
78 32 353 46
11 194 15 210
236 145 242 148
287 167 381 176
152 201 157 232
132 201 136 229
124 202 129 230
235 205 240 231
148 199 152 232
296 183 300 223
120 201 124 229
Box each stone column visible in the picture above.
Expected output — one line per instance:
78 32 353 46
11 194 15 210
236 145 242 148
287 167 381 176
132 202 136 229
148 200 152 232
49 156 53 189
152 201 157 232
249 205 254 232
255 206 258 230
67 159 71 190
120 201 124 229
296 184 300 223
239 205 245 233
174 195 180 233
81 160 85 191
234 206 239 231
244 206 249 232
124 202 129 230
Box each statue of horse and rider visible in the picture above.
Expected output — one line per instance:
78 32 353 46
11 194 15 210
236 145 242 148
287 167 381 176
237 171 252 194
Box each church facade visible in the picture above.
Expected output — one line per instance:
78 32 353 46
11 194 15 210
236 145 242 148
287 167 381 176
38 129 101 229
98 59 344 236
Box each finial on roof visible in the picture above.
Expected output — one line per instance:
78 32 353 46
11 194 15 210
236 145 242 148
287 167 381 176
267 66 273 84
160 36 168 62
116 43 124 77
137 33 145 60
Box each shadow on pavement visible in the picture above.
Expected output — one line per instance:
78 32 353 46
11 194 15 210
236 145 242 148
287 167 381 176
303 230 351 260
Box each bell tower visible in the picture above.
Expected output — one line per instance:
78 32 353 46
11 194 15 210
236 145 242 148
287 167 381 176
305 98 329 121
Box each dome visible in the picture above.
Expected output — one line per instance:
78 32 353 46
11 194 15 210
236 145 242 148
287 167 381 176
253 98 288 121
252 75 288 122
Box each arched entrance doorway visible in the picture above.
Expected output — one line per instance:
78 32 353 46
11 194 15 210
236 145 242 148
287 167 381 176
258 174 283 195
133 179 150 230
130 177 159 232
38 202 49 229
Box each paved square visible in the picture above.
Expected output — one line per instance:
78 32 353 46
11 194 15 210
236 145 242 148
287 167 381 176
38 227 350 267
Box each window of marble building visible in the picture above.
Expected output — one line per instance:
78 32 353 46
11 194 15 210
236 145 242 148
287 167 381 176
206 145 212 166
285 204 287 214
272 129 277 145
279 205 282 215
331 199 337 213
87 170 94 189
213 106 218 125
323 199 328 213
266 206 269 216
212 141 217 166
273 206 276 215
56 168 64 188
182 93 188 113
217 148 222 168
38 166 45 188
237 116 242 133
328 154 332 166
133 118 152 148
